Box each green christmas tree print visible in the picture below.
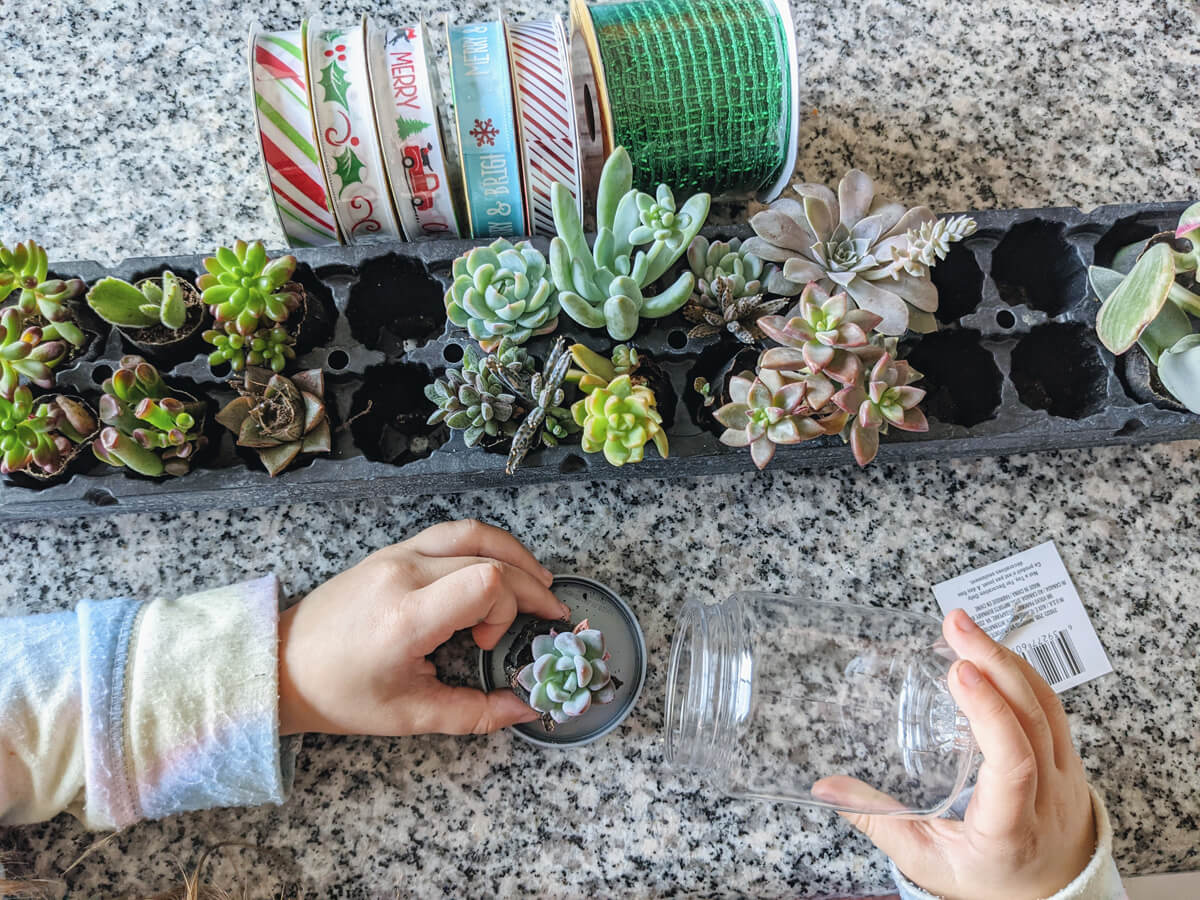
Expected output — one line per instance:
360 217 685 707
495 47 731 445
396 115 431 141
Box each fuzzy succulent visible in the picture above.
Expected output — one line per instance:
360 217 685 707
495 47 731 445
444 239 559 351
687 236 764 305
487 336 579 474
682 278 788 344
0 387 96 476
92 356 207 477
571 373 667 467
714 368 845 469
216 368 331 476
196 240 300 337
1089 202 1200 413
756 284 885 384
832 352 928 466
550 147 710 341
0 307 68 400
85 271 189 331
0 240 87 348
515 620 615 724
745 170 975 335
425 345 526 448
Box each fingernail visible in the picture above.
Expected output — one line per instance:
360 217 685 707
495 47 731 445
558 603 571 620
956 660 983 688
954 610 980 634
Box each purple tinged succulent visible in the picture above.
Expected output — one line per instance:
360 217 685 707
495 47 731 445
0 387 97 476
713 368 844 469
757 284 884 385
0 239 88 348
516 619 615 724
0 307 67 400
833 353 928 466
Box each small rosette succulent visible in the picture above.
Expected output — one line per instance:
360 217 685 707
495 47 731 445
714 368 843 469
550 147 710 341
571 373 668 467
444 239 559 351
425 345 527 448
196 240 300 337
0 307 68 400
746 170 959 335
757 284 884 384
85 271 189 330
0 387 97 476
516 620 615 724
216 368 331 476
833 353 928 466
687 237 764 305
0 239 87 347
92 356 207 477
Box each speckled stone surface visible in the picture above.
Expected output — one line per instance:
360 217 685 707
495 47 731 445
1 0 1198 897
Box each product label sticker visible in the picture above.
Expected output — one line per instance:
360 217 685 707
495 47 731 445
933 541 1113 693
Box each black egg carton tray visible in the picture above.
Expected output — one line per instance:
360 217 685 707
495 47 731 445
5 200 1196 521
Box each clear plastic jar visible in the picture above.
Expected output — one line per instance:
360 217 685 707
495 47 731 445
664 594 976 817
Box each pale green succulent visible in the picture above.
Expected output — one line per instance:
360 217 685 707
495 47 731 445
571 373 668 466
445 239 559 351
86 272 189 331
515 620 615 724
686 236 764 305
550 147 710 341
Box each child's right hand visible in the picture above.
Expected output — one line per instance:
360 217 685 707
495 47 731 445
818 609 1098 900
276 520 568 738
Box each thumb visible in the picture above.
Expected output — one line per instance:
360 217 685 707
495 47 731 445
419 682 540 735
812 776 934 871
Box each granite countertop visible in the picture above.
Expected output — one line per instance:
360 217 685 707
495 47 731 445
2 0 1199 897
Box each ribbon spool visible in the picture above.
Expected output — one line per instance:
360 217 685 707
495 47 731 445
306 17 405 243
570 0 799 203
367 20 463 239
505 18 583 238
247 24 341 247
446 20 527 239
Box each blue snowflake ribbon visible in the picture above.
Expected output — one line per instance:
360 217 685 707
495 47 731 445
447 21 527 238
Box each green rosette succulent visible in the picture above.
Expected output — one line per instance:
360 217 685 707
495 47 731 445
444 239 559 351
92 356 207 477
571 373 667 466
550 147 710 341
515 620 615 724
0 240 87 348
832 352 928 466
687 236 764 305
0 387 97 476
714 368 843 470
0 307 68 400
196 240 300 337
424 345 527 448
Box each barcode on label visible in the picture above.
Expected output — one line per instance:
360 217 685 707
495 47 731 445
1020 629 1083 686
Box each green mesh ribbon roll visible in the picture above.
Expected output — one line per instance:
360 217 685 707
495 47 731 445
587 0 792 198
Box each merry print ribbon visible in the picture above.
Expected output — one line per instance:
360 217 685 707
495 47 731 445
248 24 340 247
447 20 527 239
367 20 463 239
306 17 405 243
505 18 583 238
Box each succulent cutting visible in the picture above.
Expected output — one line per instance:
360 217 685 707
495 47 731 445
86 271 189 331
1089 201 1200 413
444 238 559 351
92 356 207 477
515 619 616 726
744 170 976 335
487 336 578 474
216 368 331 476
0 239 87 348
550 146 710 341
0 388 97 477
425 344 527 448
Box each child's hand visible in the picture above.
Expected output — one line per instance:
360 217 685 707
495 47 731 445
817 609 1097 900
276 520 567 737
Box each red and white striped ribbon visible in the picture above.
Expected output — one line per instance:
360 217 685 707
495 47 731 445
505 18 583 238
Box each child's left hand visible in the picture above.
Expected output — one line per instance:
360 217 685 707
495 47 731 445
276 520 567 736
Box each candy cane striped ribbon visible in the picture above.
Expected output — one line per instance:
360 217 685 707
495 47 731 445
248 25 340 247
506 19 582 237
